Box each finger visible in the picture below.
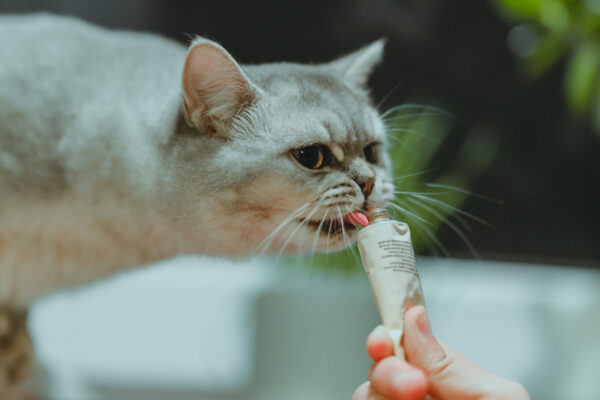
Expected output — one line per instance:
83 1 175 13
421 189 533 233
367 325 394 362
403 306 530 400
352 382 395 400
352 382 371 400
368 357 428 400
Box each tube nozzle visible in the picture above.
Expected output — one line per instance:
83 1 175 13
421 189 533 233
366 206 391 224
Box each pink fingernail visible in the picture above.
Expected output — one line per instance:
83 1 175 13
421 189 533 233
392 370 424 393
371 325 388 338
417 309 431 337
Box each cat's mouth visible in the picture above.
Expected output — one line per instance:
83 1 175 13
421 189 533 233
301 218 357 235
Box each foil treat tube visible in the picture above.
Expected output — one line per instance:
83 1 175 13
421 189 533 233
357 207 426 360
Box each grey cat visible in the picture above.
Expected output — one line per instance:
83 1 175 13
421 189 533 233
0 13 394 396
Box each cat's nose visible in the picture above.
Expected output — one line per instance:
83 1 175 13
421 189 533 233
357 176 375 199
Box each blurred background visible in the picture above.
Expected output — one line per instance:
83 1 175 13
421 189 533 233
1 0 599 399
2 0 599 265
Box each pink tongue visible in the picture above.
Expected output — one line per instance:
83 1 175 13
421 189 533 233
344 211 370 227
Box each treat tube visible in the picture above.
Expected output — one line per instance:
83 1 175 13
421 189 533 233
356 206 427 360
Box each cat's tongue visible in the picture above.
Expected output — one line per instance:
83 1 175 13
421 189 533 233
343 211 370 228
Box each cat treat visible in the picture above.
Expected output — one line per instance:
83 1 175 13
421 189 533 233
354 207 427 360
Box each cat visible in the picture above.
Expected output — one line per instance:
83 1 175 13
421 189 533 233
0 13 394 397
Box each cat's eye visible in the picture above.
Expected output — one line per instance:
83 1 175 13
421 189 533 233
292 145 330 170
364 143 379 164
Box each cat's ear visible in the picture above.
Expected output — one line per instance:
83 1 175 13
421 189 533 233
327 39 385 88
182 38 258 135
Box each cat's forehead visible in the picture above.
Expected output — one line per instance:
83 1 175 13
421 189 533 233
244 63 385 146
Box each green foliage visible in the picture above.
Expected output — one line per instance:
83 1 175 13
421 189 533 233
285 107 498 273
383 107 467 251
495 0 600 136
566 41 600 112
498 0 543 19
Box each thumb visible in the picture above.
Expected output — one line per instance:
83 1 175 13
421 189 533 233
403 306 529 400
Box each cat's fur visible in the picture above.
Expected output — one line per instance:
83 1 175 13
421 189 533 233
0 13 394 395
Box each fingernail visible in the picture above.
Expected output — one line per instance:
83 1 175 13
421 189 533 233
371 325 388 338
416 308 432 338
392 370 423 394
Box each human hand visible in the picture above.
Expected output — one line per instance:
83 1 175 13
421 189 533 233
352 306 530 400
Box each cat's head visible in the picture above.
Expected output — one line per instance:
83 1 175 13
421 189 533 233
167 38 394 256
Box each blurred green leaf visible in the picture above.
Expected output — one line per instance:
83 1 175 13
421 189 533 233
581 12 600 36
496 0 600 136
565 42 600 113
385 109 459 252
452 126 500 178
527 33 567 76
386 106 449 180
496 0 543 19
593 83 600 136
540 0 570 32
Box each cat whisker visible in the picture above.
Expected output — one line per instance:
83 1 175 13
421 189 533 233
416 224 450 257
394 199 450 257
275 200 323 258
407 195 473 234
406 196 480 258
424 183 504 204
383 112 446 125
375 80 408 111
386 135 413 152
310 209 329 258
340 206 357 250
410 193 494 229
342 204 363 267
256 202 310 255
386 126 441 145
336 205 346 244
392 169 435 182
388 202 432 226
394 190 451 197
299 200 331 255
257 202 310 254
380 104 454 120
336 205 354 258
325 208 333 254
386 126 425 135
